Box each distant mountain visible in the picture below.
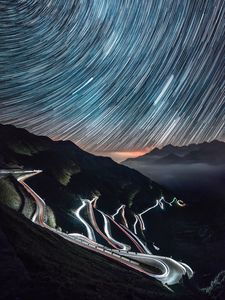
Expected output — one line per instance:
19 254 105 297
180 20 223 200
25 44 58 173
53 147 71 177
122 140 225 286
122 140 225 204
124 140 225 165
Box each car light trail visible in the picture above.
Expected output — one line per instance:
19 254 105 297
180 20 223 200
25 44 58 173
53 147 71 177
8 169 193 287
111 204 124 219
72 199 96 241
98 210 131 251
133 214 139 234
86 199 120 249
120 224 152 255
136 197 186 232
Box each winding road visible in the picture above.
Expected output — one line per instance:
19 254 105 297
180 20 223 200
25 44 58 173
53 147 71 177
2 169 193 289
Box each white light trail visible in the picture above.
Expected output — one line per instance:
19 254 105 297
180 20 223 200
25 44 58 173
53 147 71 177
99 210 130 251
111 204 125 219
73 199 96 241
6 169 194 287
153 75 174 105
135 197 186 232
72 77 94 95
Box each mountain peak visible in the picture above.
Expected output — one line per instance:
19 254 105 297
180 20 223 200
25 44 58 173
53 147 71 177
123 140 225 165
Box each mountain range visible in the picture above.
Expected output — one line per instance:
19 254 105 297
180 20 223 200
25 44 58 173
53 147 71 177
124 140 225 165
0 123 224 299
122 140 225 204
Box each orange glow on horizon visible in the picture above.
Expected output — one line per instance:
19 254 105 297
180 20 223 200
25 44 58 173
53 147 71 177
112 149 151 157
95 147 154 162
51 136 154 162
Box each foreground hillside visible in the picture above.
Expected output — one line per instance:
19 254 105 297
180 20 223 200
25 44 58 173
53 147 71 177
0 204 209 300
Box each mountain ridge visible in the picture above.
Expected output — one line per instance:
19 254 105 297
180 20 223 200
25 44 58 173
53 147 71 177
123 140 225 165
1 123 225 289
0 122 176 234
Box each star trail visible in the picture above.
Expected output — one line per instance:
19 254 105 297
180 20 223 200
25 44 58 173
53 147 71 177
0 0 224 160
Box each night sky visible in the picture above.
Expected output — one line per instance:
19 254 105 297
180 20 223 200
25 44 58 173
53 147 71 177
0 1 224 161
